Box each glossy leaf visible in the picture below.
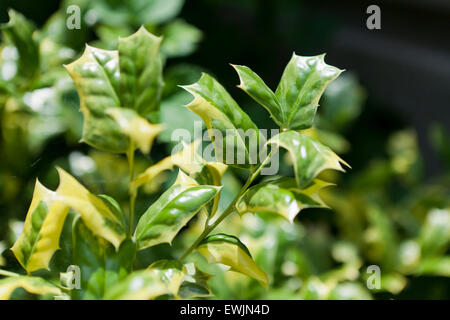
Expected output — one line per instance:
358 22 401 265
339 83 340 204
147 260 186 296
196 234 268 289
11 180 69 273
269 130 348 188
64 45 128 153
106 107 163 154
0 276 61 300
236 177 333 222
135 171 220 250
132 140 226 216
182 73 264 168
1 9 39 79
104 267 184 300
118 26 163 116
234 54 342 130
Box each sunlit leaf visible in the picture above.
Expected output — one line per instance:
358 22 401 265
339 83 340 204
11 180 69 273
269 130 348 188
135 171 220 250
182 73 264 168
234 54 341 130
236 177 333 222
196 233 268 289
0 276 61 300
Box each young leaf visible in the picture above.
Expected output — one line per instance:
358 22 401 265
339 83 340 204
147 260 186 296
118 26 164 116
196 233 269 289
106 107 163 154
236 177 333 222
182 73 264 168
11 181 70 273
134 171 220 250
0 276 61 300
269 130 348 188
1 10 39 79
234 54 342 130
64 45 128 153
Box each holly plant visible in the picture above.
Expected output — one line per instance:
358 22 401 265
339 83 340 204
0 27 348 300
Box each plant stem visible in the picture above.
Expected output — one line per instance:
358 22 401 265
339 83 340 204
127 141 136 237
179 151 273 261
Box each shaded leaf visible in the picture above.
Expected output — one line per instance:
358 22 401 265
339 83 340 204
0 276 61 300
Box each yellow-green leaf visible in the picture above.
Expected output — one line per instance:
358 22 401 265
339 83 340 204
11 180 69 273
0 276 61 300
196 234 268 289
269 130 349 188
236 177 333 222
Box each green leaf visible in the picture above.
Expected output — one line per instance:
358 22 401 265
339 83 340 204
269 130 348 188
134 0 184 25
0 276 61 300
182 73 264 168
135 171 220 250
64 45 128 153
236 177 333 222
11 180 70 273
65 27 164 153
161 20 202 58
1 9 39 79
178 263 212 299
196 233 269 289
104 267 185 300
71 218 136 300
147 259 186 296
234 54 342 130
132 140 227 216
118 26 163 116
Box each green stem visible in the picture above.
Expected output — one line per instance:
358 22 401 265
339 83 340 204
179 151 273 261
127 141 136 237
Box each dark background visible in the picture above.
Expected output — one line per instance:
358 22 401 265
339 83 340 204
1 0 449 177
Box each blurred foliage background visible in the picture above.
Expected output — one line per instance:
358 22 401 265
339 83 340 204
0 0 449 299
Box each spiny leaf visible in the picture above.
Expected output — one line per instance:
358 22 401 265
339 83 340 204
269 130 349 188
234 54 342 130
0 276 61 300
11 181 69 273
236 177 333 222
118 26 164 116
196 233 269 289
134 171 220 250
182 73 265 168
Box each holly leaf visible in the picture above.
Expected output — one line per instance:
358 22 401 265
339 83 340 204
134 171 220 250
236 177 333 222
269 130 349 188
196 233 268 289
234 54 342 130
0 276 61 300
182 73 265 168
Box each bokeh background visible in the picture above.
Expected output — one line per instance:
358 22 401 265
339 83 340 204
0 0 449 299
